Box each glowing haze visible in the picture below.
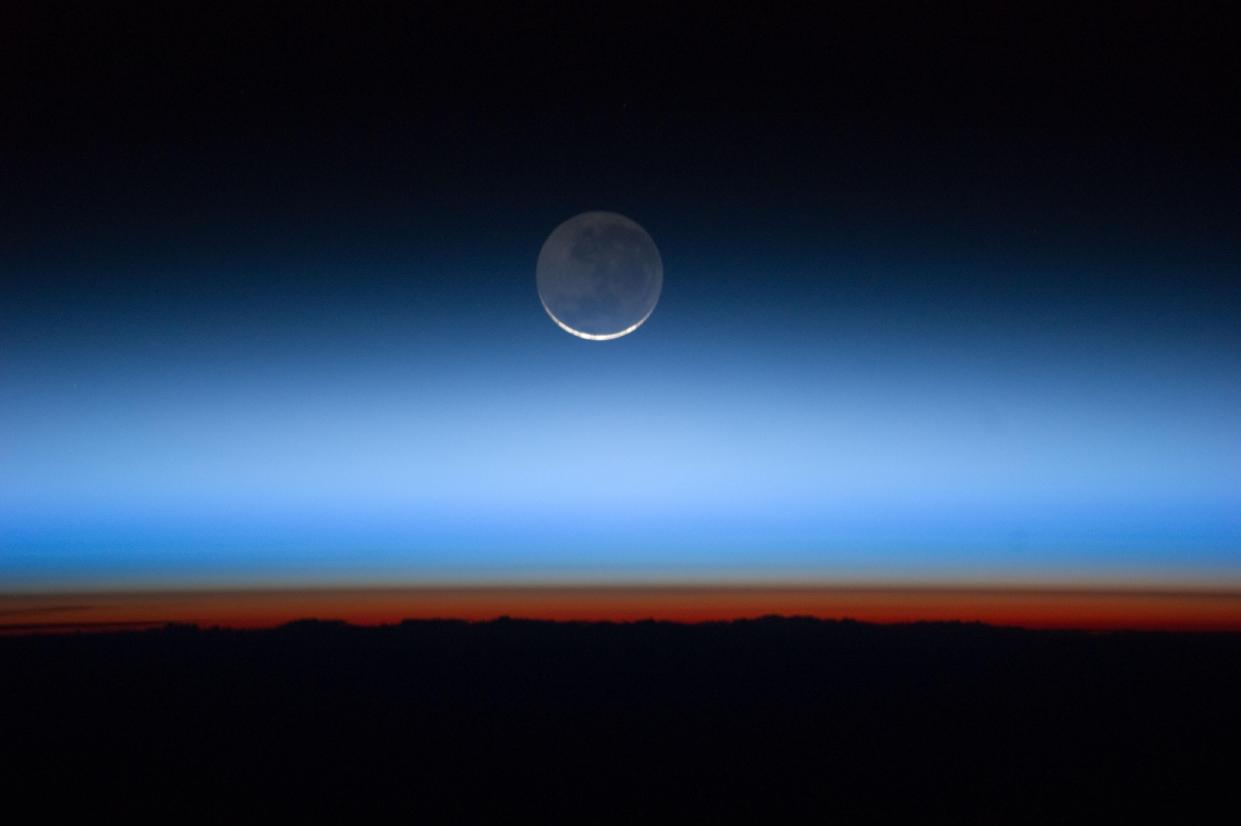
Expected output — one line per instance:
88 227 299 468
4 234 1239 595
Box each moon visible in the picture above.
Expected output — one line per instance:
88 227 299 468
536 211 663 340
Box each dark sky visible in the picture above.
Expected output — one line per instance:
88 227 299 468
7 3 1238 248
2 3 1239 588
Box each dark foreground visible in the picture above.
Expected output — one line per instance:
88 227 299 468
4 618 1238 824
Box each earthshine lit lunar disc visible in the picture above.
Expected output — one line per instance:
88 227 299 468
536 211 663 340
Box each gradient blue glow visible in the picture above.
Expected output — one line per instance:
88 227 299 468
3 236 1239 588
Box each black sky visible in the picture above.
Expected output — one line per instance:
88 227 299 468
5 2 1238 254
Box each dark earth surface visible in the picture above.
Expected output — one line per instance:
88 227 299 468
4 617 1238 823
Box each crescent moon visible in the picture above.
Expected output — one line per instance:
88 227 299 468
536 211 663 340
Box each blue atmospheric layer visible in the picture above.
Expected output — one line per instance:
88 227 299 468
3 238 1239 588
